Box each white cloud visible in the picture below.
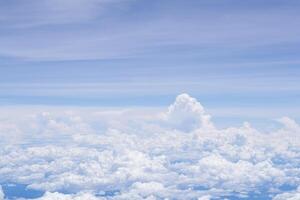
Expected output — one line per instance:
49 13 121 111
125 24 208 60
277 116 300 131
0 186 4 200
198 195 211 200
38 191 102 200
161 93 214 132
0 94 299 199
273 186 300 200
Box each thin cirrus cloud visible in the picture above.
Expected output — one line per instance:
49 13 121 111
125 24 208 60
0 0 129 27
0 1 299 111
0 0 300 60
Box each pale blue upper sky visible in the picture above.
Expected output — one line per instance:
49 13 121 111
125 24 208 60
0 0 299 119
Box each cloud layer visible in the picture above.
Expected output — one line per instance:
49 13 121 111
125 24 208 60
1 0 300 61
0 94 299 199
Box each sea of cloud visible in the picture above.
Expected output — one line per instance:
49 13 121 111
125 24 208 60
0 94 299 200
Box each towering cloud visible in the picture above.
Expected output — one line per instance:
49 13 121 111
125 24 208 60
162 93 214 132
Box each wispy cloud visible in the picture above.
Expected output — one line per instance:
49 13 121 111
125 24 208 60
0 0 299 117
0 0 129 27
0 0 300 60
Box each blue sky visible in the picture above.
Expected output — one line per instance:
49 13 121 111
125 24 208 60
0 0 300 120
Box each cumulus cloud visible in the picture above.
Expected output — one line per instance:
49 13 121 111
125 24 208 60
0 186 3 200
0 94 299 199
38 191 102 200
161 93 214 132
277 116 300 131
273 186 300 200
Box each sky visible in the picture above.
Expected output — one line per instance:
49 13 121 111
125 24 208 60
0 0 299 120
0 0 300 200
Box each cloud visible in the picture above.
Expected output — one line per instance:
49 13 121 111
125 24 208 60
277 117 300 131
0 186 3 200
161 93 214 132
273 186 300 200
38 191 102 200
0 94 299 199
0 0 129 27
198 195 211 200
1 0 300 61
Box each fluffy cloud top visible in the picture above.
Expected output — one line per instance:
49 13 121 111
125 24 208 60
0 94 299 199
162 93 213 132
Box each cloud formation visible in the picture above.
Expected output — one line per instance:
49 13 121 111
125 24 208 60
0 186 3 200
0 94 299 199
273 186 300 200
162 93 214 131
